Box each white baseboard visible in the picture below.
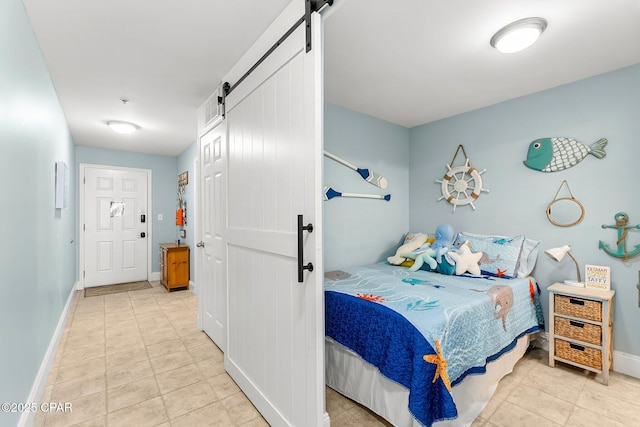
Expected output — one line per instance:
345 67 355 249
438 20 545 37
189 280 197 295
150 271 161 281
19 285 76 427
613 351 640 379
323 411 331 427
543 332 639 379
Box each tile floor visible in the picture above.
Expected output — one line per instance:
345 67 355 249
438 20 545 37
36 282 640 426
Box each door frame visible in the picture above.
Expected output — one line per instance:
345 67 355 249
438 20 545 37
78 163 153 290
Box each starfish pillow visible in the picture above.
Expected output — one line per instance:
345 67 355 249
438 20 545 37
449 241 482 276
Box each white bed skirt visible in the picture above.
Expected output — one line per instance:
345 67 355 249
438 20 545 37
325 334 533 427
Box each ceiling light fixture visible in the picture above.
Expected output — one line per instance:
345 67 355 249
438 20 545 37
490 17 548 53
106 120 139 134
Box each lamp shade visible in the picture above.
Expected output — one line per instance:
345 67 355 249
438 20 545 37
545 244 582 286
107 120 139 134
544 244 571 262
490 17 547 53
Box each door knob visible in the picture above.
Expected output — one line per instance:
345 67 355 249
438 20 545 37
196 241 205 247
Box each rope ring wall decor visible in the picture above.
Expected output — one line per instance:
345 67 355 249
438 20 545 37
436 145 489 213
546 180 585 227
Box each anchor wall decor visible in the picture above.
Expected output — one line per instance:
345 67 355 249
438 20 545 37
599 212 640 260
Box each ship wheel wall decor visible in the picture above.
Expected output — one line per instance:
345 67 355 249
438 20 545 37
436 145 489 213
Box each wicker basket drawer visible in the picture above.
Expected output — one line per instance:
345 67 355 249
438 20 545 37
554 295 602 322
555 339 602 369
554 317 602 345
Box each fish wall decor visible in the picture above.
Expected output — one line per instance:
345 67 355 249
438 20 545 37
523 137 607 172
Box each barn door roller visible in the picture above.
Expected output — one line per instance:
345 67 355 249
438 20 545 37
218 0 333 116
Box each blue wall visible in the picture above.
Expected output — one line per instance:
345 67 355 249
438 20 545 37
409 64 640 358
177 142 197 280
75 147 177 274
323 103 411 271
0 1 76 425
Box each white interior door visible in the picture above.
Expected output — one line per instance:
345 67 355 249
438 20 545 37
199 120 226 351
83 166 149 287
223 3 325 427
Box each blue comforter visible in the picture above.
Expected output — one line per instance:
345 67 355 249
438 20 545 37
324 263 544 426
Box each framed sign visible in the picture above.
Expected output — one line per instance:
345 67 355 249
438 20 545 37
55 161 69 209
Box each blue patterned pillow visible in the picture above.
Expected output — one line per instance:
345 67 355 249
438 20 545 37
453 232 525 279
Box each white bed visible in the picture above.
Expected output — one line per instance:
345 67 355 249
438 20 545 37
324 261 543 426
326 333 534 426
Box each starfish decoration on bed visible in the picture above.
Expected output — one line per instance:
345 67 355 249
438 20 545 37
423 339 452 392
448 240 483 276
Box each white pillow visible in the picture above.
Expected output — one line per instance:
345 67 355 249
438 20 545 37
456 231 539 278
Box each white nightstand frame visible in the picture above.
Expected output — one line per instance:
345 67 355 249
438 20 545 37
548 283 615 385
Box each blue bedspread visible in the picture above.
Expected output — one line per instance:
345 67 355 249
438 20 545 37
324 263 544 426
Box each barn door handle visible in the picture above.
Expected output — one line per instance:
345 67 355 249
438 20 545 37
297 214 314 282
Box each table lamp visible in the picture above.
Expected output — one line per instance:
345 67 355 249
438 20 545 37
545 245 583 287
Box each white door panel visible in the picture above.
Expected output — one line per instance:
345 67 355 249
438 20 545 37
222 5 325 426
200 121 226 351
84 166 148 287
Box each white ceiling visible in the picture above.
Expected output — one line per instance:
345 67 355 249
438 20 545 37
23 0 640 156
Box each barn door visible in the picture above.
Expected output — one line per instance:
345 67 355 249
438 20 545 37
223 2 325 426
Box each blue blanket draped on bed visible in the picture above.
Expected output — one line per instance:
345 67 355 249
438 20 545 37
325 291 457 425
325 263 544 426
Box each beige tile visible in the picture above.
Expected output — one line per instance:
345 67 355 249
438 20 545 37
44 391 106 427
471 416 487 426
208 373 241 401
197 356 226 378
104 311 136 324
106 396 168 427
162 380 217 419
240 416 270 426
106 347 149 370
221 391 261 425
68 415 106 427
506 383 573 425
566 406 627 427
55 357 105 384
488 401 562 427
170 401 233 427
521 362 587 404
479 373 518 419
105 334 145 355
106 359 154 389
51 373 105 402
104 324 142 341
326 388 356 419
150 350 193 374
187 340 222 363
106 376 160 413
155 363 204 395
141 327 178 346
64 334 105 352
583 370 640 408
575 387 640 425
181 331 215 349
145 337 187 359
59 343 105 367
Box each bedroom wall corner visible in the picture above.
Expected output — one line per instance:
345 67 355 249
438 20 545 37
408 63 640 368
323 103 410 271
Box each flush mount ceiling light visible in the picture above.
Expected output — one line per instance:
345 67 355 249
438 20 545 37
106 120 139 134
490 17 548 53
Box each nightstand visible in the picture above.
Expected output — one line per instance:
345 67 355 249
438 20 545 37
548 283 614 385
